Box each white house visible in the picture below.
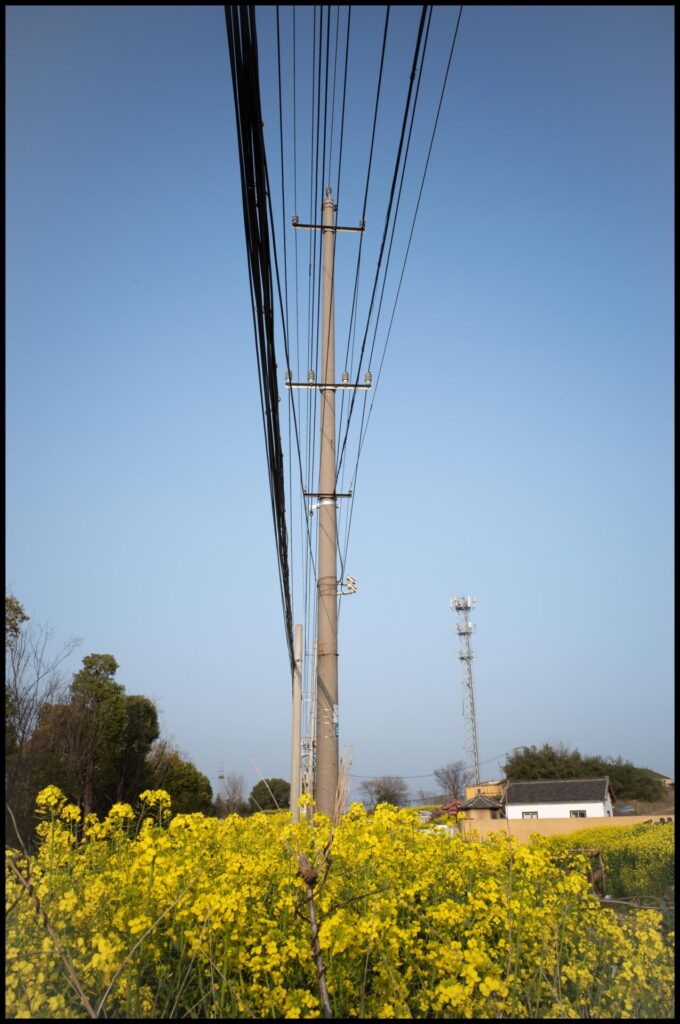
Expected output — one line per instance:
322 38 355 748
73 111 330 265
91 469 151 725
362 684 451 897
504 778 615 820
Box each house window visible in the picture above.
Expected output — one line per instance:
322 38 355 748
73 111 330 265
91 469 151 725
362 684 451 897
570 810 586 818
522 811 538 819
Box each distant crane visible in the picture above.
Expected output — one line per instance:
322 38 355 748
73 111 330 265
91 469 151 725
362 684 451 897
450 596 481 786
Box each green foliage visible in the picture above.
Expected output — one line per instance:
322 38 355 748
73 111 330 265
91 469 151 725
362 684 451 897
503 743 665 803
68 654 128 814
25 654 161 825
605 758 668 802
116 695 160 802
147 742 213 815
5 596 207 842
5 594 30 649
248 777 290 812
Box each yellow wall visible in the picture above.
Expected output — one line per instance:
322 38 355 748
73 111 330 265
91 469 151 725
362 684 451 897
464 781 505 801
457 814 673 843
464 807 501 820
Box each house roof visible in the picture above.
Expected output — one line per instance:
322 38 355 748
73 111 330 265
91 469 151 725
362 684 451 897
459 794 504 810
644 769 674 783
441 799 463 815
504 778 614 805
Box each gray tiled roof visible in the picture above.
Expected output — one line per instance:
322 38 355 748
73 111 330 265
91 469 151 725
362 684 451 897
504 778 614 805
459 794 504 810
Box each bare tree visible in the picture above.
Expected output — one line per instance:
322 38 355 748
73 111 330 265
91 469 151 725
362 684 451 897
433 760 473 801
359 776 409 808
5 596 81 790
216 772 248 816
416 787 442 806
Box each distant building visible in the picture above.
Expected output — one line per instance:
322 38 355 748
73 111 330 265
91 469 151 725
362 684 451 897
504 778 615 820
464 779 505 802
645 770 674 791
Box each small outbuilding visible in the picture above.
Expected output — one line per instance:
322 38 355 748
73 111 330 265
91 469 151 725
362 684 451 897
458 793 505 821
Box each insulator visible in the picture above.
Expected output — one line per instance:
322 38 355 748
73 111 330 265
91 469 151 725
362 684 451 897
364 370 372 385
341 371 349 384
307 370 316 383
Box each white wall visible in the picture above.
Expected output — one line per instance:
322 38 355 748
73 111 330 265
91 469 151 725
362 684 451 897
506 799 612 820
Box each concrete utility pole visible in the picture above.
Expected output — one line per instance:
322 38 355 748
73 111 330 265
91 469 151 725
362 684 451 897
314 187 341 817
289 623 303 821
287 187 369 817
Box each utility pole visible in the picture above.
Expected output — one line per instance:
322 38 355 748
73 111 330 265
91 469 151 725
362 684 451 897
289 623 303 821
287 187 368 817
314 186 341 817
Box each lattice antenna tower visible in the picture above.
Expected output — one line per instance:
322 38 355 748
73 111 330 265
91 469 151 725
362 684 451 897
450 596 481 785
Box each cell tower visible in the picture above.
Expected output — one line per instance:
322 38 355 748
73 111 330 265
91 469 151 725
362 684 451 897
450 596 481 785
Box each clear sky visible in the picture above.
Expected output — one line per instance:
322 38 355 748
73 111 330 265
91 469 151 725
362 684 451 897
6 5 674 804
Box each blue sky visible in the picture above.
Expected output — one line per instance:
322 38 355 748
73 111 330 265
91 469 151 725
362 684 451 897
6 5 674 802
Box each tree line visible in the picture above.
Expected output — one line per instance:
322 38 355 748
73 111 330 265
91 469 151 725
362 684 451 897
502 743 667 802
354 747 667 810
7 595 666 845
4 596 291 848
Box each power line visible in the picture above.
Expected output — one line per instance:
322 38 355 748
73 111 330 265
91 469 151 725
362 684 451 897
348 751 518 782
224 4 294 674
334 6 352 211
338 6 390 433
339 6 465 575
336 5 429 485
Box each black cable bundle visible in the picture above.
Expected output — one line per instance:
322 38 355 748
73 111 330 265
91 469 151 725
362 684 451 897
225 5 295 676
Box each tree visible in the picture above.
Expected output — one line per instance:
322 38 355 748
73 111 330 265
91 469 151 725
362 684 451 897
29 654 160 820
146 740 213 815
63 654 128 817
433 760 472 801
502 743 595 781
502 744 665 803
215 772 249 817
5 596 80 767
115 694 160 803
5 595 81 837
605 757 667 802
248 777 290 812
359 776 409 808
415 787 442 806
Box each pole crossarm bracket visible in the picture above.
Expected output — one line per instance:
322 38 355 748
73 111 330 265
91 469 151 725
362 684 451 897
292 214 365 233
306 491 352 514
285 380 372 390
304 491 352 499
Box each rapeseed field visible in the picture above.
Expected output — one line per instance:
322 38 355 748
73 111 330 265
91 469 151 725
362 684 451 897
5 787 674 1018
